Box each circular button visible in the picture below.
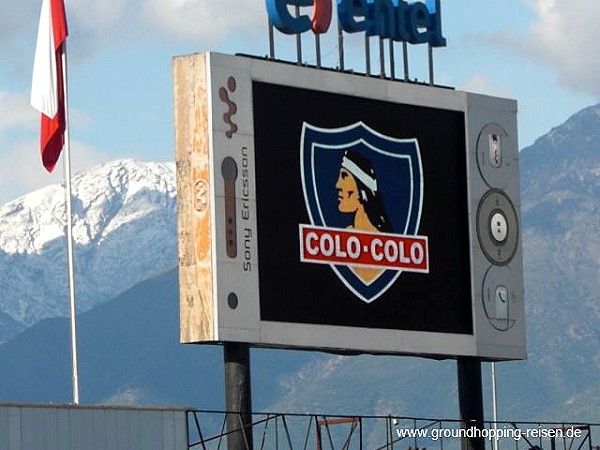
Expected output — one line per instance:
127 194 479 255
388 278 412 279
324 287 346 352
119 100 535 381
227 292 239 309
482 265 521 331
476 189 519 266
490 211 508 243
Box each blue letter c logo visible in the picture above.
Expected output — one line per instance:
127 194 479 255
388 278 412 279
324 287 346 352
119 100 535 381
267 0 332 35
267 0 313 34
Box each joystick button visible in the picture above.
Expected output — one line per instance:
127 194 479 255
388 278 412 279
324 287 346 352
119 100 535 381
477 189 519 266
490 211 508 243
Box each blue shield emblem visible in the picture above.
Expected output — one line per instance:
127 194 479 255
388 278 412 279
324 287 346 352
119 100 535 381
300 122 425 303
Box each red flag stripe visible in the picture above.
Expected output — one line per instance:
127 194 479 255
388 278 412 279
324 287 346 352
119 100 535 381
33 0 68 173
50 0 68 50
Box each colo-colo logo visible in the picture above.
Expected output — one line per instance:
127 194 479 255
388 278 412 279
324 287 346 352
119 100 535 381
299 122 430 304
266 0 446 47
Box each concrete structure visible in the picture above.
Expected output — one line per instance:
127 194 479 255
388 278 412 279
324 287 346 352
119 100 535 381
0 403 188 450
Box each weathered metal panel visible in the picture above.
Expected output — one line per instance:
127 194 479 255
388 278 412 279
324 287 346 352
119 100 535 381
20 407 44 449
0 408 8 449
173 52 216 344
0 404 188 450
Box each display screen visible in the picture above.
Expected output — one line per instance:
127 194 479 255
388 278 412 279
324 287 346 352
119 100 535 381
253 81 472 335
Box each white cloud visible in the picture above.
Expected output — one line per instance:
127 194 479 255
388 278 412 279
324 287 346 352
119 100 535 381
68 0 131 29
457 75 510 98
522 0 600 97
141 0 265 42
0 0 38 42
0 91 36 134
0 0 266 67
0 138 109 205
0 88 90 139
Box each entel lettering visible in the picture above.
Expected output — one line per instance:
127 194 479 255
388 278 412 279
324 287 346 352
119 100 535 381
266 0 446 47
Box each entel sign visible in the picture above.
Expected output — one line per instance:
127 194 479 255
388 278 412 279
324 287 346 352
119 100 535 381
266 0 446 47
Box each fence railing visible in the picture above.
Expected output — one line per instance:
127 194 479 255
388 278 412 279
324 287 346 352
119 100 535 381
186 410 598 450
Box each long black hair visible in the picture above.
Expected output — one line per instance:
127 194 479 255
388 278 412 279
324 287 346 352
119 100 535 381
341 149 393 232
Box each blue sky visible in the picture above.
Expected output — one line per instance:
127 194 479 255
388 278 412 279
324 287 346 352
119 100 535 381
0 0 598 204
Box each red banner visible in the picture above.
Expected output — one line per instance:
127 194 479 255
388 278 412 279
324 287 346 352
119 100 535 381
300 224 429 272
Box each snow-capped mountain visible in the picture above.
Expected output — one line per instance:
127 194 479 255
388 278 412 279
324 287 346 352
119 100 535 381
0 159 177 340
0 103 599 418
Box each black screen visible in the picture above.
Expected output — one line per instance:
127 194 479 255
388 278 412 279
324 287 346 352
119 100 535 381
253 81 472 335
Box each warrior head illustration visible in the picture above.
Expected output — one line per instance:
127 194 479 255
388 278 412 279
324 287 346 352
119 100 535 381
335 149 392 233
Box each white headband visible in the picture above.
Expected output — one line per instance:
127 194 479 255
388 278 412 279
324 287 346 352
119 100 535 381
341 156 378 194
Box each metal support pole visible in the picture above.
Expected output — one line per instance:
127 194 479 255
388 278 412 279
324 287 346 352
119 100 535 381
389 40 395 80
295 5 302 65
457 357 485 450
379 37 385 78
402 41 409 81
492 361 499 450
428 44 434 85
315 33 322 69
268 20 275 59
338 23 345 71
365 35 371 75
61 42 80 406
224 342 254 450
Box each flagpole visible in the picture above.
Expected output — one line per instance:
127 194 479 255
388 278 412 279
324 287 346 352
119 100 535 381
491 361 499 450
61 41 80 405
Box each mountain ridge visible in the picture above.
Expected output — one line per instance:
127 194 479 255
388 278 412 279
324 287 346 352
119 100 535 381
0 103 598 419
0 159 177 338
0 268 325 408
